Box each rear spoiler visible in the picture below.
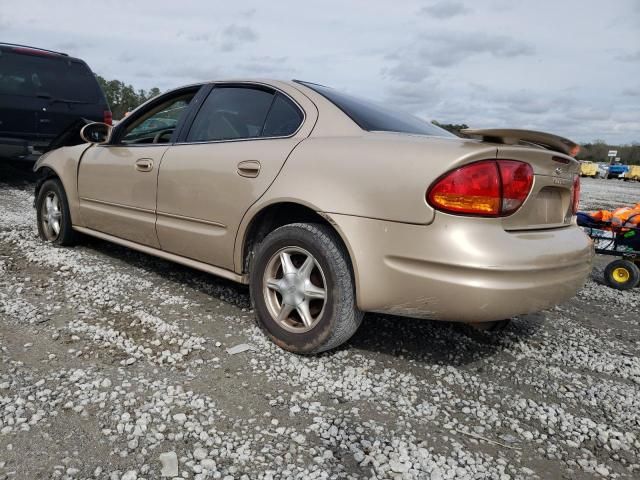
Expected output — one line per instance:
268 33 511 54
460 128 580 157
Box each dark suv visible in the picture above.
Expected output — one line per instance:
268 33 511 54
0 43 111 163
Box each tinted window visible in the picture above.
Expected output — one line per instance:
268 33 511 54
187 87 274 142
262 94 303 137
299 81 453 137
0 51 103 103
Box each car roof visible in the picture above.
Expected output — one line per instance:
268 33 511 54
0 42 69 57
0 43 96 70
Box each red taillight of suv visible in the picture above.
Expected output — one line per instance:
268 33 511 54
571 175 580 215
104 110 113 126
427 160 534 217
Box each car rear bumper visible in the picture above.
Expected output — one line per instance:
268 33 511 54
326 213 594 322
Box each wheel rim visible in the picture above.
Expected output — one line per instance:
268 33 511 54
41 191 62 241
612 267 630 283
263 246 327 333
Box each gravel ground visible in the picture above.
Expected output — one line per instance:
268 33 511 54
0 165 639 480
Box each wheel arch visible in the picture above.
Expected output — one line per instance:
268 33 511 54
33 165 61 202
235 200 360 293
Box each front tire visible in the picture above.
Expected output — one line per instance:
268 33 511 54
250 223 363 354
36 179 78 246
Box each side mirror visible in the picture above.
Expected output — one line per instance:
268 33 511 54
80 122 112 144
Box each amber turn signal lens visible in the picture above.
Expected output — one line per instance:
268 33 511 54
427 160 533 217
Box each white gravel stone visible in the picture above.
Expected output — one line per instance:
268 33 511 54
159 451 179 477
193 447 207 461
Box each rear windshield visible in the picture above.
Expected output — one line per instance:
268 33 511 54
298 81 453 137
0 50 104 103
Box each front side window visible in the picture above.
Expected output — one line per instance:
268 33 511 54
120 93 195 145
297 81 453 137
187 87 275 142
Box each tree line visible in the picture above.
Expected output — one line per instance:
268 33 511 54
95 75 161 120
433 122 639 165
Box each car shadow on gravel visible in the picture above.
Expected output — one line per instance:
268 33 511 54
0 161 38 188
346 312 544 367
81 236 252 308
78 235 543 366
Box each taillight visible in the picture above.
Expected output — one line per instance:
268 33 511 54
427 160 533 217
571 175 580 214
498 160 535 215
103 110 113 125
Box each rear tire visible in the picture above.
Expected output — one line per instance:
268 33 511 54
250 223 363 354
604 260 640 290
36 179 78 246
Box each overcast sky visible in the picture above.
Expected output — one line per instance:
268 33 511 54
2 0 639 143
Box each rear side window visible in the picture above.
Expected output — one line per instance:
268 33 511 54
0 51 103 103
298 81 453 137
262 94 303 137
187 87 275 142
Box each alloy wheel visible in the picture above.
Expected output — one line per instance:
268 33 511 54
263 246 327 333
41 191 62 241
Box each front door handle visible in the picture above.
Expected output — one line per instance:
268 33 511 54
135 158 154 172
237 160 261 178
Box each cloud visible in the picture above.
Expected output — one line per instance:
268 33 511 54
616 50 640 62
185 32 211 43
54 41 81 52
163 64 222 82
382 63 431 83
117 53 137 64
219 24 258 52
384 79 443 110
424 32 535 66
235 56 296 77
622 88 640 97
420 1 469 19
384 31 535 81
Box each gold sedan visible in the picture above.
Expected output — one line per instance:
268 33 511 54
34 80 593 353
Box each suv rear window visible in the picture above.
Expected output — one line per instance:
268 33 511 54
0 51 103 103
298 81 453 137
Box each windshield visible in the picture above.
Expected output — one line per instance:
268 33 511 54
0 51 103 103
298 81 453 137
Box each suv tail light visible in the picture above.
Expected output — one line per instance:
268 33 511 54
103 110 113 126
571 175 580 215
427 160 534 217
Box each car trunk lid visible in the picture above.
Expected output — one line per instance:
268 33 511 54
496 145 579 230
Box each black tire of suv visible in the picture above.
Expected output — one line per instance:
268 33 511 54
250 223 363 354
36 179 78 246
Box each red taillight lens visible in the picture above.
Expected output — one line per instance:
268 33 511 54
498 160 534 215
427 160 501 215
571 175 580 214
427 160 533 217
103 110 113 126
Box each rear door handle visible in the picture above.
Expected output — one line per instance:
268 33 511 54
237 160 261 178
135 158 154 172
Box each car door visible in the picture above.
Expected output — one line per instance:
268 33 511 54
77 86 202 247
156 83 315 271
0 48 40 156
